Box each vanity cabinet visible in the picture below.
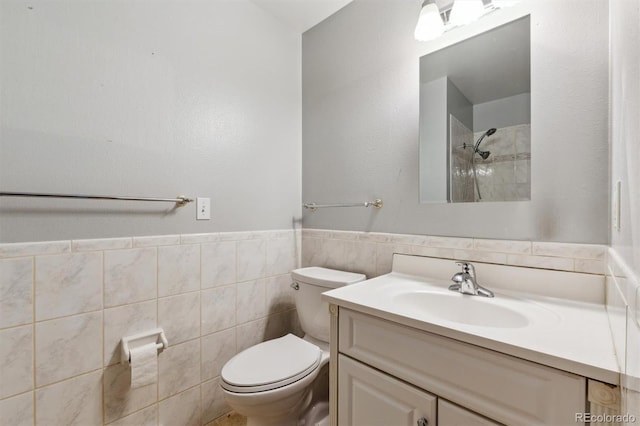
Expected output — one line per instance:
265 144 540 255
335 308 587 425
338 354 436 426
438 400 500 426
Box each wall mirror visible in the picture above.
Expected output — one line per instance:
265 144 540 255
419 15 530 203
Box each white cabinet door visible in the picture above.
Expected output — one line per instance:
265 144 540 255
339 309 586 425
438 400 501 426
338 355 436 426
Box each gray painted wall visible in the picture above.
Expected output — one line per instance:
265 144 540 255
447 79 473 132
0 0 302 243
419 77 448 202
302 0 609 243
474 93 530 132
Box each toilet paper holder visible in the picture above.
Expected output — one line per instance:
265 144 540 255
121 327 169 365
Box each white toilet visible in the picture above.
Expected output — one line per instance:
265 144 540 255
220 267 366 426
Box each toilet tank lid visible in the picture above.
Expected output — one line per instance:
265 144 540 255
291 267 366 289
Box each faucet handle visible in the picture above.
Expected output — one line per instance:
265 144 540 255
455 262 476 277
455 261 470 272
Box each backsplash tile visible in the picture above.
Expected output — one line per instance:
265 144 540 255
0 257 33 328
474 239 531 254
0 229 300 426
35 252 102 321
303 229 607 277
505 254 575 271
574 259 606 275
532 242 606 260
356 232 393 243
453 249 508 265
423 236 475 250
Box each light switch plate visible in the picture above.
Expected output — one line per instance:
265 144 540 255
196 197 210 220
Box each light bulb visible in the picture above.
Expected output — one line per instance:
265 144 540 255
449 0 485 26
414 1 445 41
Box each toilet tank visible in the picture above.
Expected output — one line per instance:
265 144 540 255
291 267 366 343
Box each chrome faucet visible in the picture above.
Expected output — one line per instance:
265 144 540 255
449 262 494 298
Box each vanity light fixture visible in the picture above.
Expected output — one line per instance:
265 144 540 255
414 0 446 41
414 0 500 42
449 0 486 26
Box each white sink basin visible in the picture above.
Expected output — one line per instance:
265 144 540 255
321 259 620 384
393 291 530 328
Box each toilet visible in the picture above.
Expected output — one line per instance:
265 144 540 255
220 267 366 426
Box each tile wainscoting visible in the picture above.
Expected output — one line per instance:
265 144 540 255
2 227 635 425
302 228 640 421
302 229 607 279
0 230 301 426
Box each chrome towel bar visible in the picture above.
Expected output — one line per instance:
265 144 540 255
0 191 194 207
303 199 383 212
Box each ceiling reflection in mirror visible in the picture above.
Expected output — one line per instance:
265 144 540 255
419 15 530 203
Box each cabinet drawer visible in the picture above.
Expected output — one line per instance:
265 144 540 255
339 309 586 425
439 400 501 426
338 354 436 426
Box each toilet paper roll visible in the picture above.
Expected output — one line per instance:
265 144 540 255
129 342 158 388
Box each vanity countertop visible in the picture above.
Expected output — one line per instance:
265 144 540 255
322 259 620 385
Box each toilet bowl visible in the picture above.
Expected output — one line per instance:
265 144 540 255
220 267 366 426
221 334 328 426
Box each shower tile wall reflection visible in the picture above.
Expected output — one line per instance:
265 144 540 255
449 115 475 202
450 123 531 202
474 124 531 202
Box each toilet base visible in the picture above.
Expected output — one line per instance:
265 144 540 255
233 364 330 426
243 387 312 426
299 401 329 426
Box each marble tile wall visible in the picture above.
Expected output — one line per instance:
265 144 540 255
606 249 640 422
301 229 607 279
450 115 475 203
474 124 531 202
0 230 300 426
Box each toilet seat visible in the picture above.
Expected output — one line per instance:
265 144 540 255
221 334 322 393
